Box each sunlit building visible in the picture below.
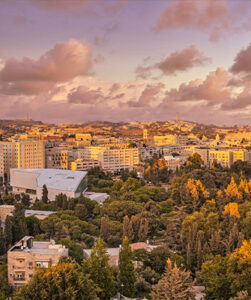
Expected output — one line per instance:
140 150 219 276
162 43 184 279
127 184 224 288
8 236 68 288
0 141 45 181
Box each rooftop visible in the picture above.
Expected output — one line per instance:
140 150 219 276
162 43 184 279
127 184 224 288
11 168 87 192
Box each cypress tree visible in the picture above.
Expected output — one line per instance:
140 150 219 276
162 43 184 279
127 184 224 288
0 219 6 255
83 239 116 300
118 236 136 297
42 184 49 203
12 203 28 243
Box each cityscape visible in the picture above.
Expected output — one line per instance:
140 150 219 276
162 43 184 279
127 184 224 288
0 1 251 300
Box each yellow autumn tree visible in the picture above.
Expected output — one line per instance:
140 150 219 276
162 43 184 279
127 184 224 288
223 202 240 219
225 177 242 201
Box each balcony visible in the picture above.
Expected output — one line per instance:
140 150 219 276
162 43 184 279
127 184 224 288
14 277 25 281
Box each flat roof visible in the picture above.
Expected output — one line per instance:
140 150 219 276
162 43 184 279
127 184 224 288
11 168 87 192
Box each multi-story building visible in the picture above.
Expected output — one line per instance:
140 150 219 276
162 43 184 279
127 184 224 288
8 236 68 288
232 149 249 163
164 156 184 171
193 147 210 167
45 148 74 169
140 146 162 161
71 159 99 171
0 141 45 181
209 150 233 168
153 135 188 146
98 147 139 171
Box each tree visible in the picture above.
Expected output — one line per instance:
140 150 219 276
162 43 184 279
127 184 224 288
230 291 249 300
227 240 251 297
59 238 83 263
4 215 13 248
151 259 196 300
12 203 28 243
119 236 136 297
42 184 49 203
200 255 231 300
0 219 6 255
100 215 110 241
0 265 12 300
83 239 116 299
14 262 98 300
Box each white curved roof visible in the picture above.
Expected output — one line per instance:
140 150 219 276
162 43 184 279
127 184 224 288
11 168 87 192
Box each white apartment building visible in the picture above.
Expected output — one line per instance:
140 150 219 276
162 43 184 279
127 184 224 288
98 147 139 171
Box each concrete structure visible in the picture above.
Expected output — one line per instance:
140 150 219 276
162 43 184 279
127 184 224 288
0 205 54 223
0 141 45 181
8 236 68 288
10 168 88 201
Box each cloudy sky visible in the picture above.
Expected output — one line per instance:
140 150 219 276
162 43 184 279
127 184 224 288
0 0 251 125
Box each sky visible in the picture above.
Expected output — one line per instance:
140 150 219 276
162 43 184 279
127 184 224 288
0 0 251 125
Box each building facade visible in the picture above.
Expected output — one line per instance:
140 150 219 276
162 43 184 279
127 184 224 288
0 141 45 181
8 236 68 288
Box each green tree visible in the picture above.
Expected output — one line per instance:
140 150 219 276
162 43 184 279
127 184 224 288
119 236 136 297
83 239 116 299
151 259 196 300
200 255 231 300
0 265 12 300
0 219 6 255
42 184 49 203
14 262 98 300
59 238 83 263
12 203 28 243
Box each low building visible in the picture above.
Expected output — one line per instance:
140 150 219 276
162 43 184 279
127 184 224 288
84 192 109 205
10 168 88 201
83 241 156 267
0 205 54 223
8 236 68 288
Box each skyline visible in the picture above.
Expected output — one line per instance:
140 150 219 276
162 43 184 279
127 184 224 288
0 0 251 125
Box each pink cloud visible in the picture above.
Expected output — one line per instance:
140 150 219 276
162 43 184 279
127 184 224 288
128 83 164 107
0 39 92 95
155 0 247 41
164 67 231 104
68 86 104 104
230 43 251 74
136 45 211 78
157 45 211 75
